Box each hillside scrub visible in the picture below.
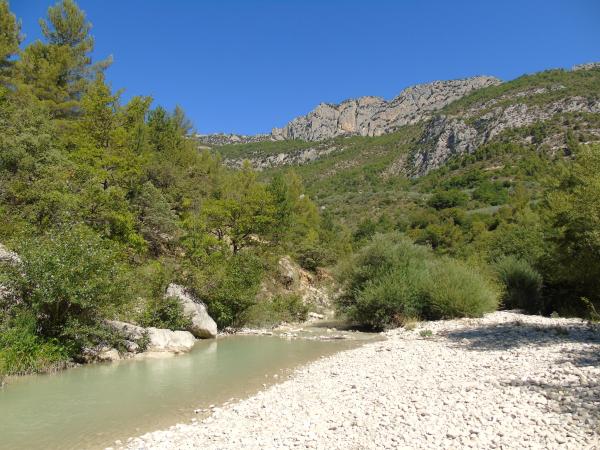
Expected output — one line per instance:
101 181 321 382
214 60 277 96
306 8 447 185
495 256 543 313
336 234 499 329
0 0 332 375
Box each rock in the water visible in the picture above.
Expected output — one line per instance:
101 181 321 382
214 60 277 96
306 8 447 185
97 347 121 362
165 284 218 338
106 320 197 354
145 327 196 353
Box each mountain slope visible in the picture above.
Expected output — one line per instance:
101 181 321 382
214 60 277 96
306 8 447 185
271 76 500 141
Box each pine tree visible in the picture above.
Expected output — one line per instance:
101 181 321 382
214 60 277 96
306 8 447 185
17 0 110 118
0 0 22 83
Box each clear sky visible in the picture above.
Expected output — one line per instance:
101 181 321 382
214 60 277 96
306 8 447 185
9 0 600 135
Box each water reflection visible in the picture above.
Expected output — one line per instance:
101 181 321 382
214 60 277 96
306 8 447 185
0 336 364 450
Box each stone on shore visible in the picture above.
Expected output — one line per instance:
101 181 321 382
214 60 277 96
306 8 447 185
166 284 218 339
122 311 600 450
107 320 197 354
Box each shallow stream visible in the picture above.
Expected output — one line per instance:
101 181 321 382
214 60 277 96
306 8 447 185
0 330 373 450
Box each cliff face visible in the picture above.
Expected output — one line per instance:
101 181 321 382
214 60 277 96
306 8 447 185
271 76 501 141
411 93 600 176
199 64 600 179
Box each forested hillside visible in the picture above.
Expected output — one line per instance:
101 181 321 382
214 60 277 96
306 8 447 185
211 67 600 326
0 0 335 376
1 0 599 379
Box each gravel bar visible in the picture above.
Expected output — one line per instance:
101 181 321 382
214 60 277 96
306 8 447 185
120 312 600 449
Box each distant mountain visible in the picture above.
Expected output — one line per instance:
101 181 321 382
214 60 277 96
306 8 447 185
204 63 600 179
271 76 501 141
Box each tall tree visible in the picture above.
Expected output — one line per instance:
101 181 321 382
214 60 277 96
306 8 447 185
203 163 276 254
0 0 22 83
17 0 110 118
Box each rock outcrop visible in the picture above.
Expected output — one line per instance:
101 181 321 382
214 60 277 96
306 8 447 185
195 133 274 146
0 243 21 266
166 283 218 338
572 61 600 71
271 76 501 141
260 256 331 307
411 95 600 176
225 146 339 171
107 320 197 355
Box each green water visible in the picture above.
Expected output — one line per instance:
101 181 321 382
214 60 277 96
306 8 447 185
0 335 365 450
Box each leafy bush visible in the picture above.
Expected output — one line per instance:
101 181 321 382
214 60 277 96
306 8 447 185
495 256 543 313
242 294 308 328
472 181 509 205
424 257 499 319
187 252 265 328
137 296 192 331
427 190 469 210
0 312 68 376
295 244 336 272
3 227 126 353
336 233 498 329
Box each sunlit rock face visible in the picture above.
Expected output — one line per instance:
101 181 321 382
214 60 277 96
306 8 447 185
271 76 501 141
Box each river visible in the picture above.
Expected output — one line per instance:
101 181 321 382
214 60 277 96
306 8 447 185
0 332 372 450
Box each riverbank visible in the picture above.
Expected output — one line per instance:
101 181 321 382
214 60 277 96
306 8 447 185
121 311 600 450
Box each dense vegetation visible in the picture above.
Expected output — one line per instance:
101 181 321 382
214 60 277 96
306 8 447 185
0 0 332 376
218 68 600 328
1 1 599 377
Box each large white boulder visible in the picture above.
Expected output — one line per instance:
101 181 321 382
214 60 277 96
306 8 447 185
106 320 196 354
165 284 218 338
145 327 196 353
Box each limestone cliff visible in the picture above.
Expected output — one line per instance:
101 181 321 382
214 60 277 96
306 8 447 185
271 76 501 141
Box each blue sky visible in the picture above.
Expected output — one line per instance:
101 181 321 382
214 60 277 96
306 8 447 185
10 0 600 135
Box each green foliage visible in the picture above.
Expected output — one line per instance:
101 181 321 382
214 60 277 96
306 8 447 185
424 257 499 319
137 296 192 331
427 189 469 210
0 311 68 376
2 227 125 352
472 180 509 206
0 0 22 82
495 256 543 312
543 145 600 311
203 163 276 254
17 0 110 118
242 294 308 328
186 252 265 328
336 233 498 329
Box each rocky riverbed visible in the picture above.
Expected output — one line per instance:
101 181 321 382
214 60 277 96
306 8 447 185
120 311 600 450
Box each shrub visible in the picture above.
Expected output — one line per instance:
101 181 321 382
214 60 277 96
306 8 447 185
295 244 335 272
137 296 192 331
472 181 509 205
242 294 308 328
186 252 265 328
336 233 499 329
495 256 543 313
0 311 68 376
4 227 126 353
427 190 469 210
424 258 499 319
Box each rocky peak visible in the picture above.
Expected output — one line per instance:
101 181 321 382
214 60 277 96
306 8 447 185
271 76 501 141
572 62 600 71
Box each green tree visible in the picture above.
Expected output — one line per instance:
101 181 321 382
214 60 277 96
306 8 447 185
203 163 276 254
135 181 178 255
17 0 110 118
1 227 125 350
544 145 600 311
0 0 22 83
